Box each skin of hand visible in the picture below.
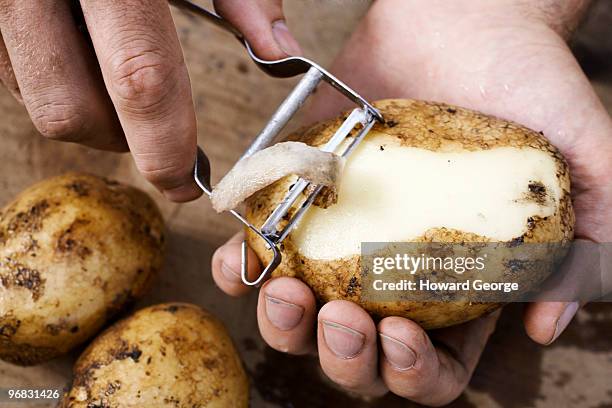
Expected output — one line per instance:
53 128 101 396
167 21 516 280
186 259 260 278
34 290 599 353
0 0 301 202
212 0 612 405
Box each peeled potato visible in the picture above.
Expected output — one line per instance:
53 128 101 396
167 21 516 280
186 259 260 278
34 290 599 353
0 173 164 365
245 99 575 329
59 303 249 408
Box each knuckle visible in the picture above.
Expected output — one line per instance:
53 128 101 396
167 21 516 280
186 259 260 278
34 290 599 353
0 1 16 18
107 48 177 112
29 100 86 141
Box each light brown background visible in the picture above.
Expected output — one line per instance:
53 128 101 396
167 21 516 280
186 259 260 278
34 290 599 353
0 1 611 407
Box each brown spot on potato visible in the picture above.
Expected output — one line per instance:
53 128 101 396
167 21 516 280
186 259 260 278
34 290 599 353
310 185 338 209
0 258 45 301
385 120 398 128
46 322 66 336
5 200 50 235
113 341 142 362
24 237 39 253
345 276 360 296
164 305 180 313
104 381 121 396
527 216 536 230
65 181 90 196
203 357 219 371
163 396 181 406
526 181 548 205
0 318 20 339
56 218 93 259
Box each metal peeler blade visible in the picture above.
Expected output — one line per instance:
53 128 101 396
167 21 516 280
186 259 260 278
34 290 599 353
175 0 383 286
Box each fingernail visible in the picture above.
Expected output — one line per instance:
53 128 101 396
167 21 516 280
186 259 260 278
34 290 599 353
379 333 416 371
264 295 304 331
272 20 302 56
321 320 365 359
548 301 579 345
221 261 241 283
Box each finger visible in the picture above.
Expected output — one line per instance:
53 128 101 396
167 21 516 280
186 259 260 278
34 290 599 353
80 0 201 202
378 311 500 406
211 232 262 297
0 33 21 102
317 300 387 396
256 276 316 354
0 1 126 151
523 301 579 345
214 0 302 59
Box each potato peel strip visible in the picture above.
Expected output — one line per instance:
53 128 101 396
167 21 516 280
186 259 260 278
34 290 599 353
210 142 345 212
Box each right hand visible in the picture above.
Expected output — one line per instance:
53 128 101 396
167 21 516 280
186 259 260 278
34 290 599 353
0 0 301 202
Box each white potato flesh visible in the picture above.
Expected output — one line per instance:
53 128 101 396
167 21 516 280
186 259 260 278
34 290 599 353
292 133 562 260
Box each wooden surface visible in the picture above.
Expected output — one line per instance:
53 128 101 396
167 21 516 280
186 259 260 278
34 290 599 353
0 1 611 407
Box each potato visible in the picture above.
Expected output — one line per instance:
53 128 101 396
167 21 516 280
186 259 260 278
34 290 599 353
0 173 164 365
245 99 575 329
59 303 249 408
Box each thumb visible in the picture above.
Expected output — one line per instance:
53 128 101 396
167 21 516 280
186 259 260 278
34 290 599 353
523 301 580 345
214 0 302 60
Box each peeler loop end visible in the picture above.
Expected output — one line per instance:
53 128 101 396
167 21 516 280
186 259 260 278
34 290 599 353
240 233 282 287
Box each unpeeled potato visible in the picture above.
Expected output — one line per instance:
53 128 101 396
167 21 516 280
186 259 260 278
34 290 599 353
245 99 575 329
59 303 249 408
0 173 164 365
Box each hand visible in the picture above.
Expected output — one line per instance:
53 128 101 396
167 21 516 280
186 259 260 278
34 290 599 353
213 0 611 405
0 0 301 202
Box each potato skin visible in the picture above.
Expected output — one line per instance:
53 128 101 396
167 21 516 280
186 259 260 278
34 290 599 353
0 173 164 365
245 99 575 329
59 303 249 408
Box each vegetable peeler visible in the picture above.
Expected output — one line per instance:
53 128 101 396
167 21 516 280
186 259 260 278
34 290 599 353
171 0 383 286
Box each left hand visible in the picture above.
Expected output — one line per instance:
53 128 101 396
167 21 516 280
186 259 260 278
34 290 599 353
212 0 612 404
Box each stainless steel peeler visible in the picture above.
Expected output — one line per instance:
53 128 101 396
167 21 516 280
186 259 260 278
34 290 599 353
171 0 383 286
